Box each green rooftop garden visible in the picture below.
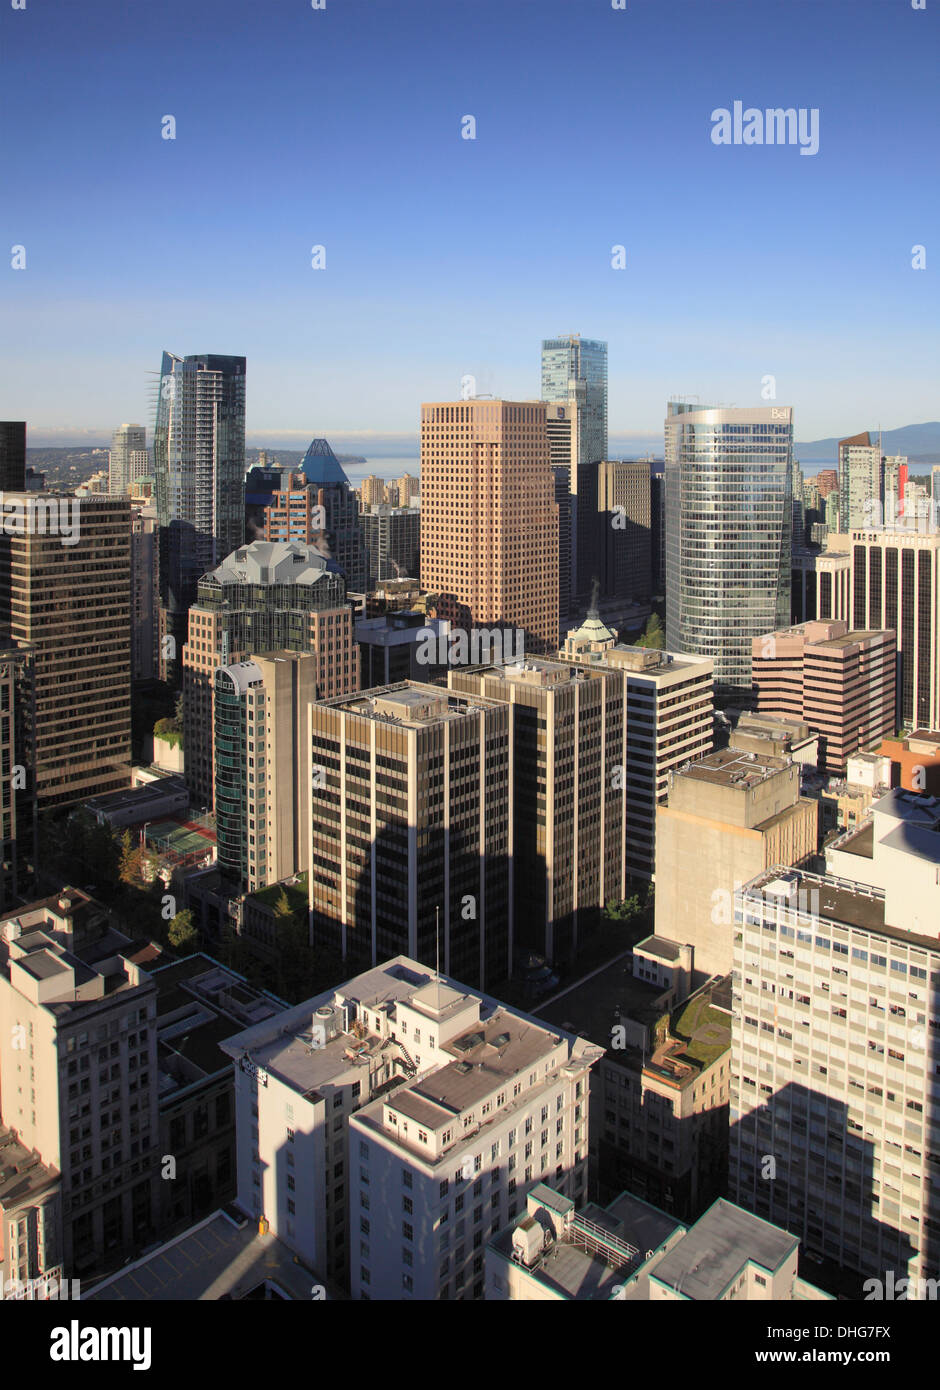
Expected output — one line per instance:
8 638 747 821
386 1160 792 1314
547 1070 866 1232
670 991 731 1069
251 873 309 911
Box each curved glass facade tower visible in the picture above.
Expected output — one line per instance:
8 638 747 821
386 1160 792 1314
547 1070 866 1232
665 403 792 696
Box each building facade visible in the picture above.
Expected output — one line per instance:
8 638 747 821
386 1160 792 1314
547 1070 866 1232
664 403 793 697
309 684 512 990
752 620 897 775
420 399 559 655
153 352 246 676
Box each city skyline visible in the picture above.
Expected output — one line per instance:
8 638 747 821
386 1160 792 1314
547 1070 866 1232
2 0 937 441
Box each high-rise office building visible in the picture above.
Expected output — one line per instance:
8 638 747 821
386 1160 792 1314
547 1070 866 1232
308 683 512 989
0 494 132 807
246 440 366 593
545 401 581 615
553 467 572 633
597 460 652 603
215 652 318 894
849 529 940 729
0 423 26 491
450 657 627 965
360 504 420 584
650 472 666 596
540 335 607 471
730 794 940 1283
664 403 793 697
109 424 148 496
0 891 158 1277
816 469 838 499
751 620 897 775
562 617 714 882
420 400 559 655
839 431 883 532
182 540 358 810
654 747 817 978
153 353 246 676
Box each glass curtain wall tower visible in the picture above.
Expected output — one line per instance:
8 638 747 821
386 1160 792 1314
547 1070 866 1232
153 352 246 676
665 403 793 698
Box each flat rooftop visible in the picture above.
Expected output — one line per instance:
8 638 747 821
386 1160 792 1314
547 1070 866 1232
634 934 682 962
83 777 188 817
0 1127 59 1208
651 1199 797 1300
675 747 790 788
406 1009 559 1114
83 1209 327 1302
489 1188 682 1301
746 868 892 938
321 682 498 726
535 952 666 1051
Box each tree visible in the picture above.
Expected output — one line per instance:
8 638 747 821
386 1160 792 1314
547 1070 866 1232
118 829 143 884
168 908 197 951
604 895 642 922
636 613 664 650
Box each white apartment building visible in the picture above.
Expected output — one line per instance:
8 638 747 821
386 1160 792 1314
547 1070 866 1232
220 957 602 1299
731 854 940 1283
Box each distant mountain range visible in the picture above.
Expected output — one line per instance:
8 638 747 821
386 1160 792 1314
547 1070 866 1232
794 422 940 466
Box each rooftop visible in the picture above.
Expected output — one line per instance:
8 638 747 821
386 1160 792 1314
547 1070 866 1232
673 747 790 789
651 1199 797 1300
83 1208 328 1302
322 682 499 727
0 1127 59 1209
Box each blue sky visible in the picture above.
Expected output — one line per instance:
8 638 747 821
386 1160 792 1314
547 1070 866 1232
1 0 937 446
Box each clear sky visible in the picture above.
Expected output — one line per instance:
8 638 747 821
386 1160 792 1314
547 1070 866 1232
1 0 937 446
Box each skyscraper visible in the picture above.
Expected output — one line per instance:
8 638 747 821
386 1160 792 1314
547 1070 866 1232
182 540 358 810
849 528 940 728
0 494 132 807
839 431 883 531
214 651 318 894
540 335 608 469
665 403 793 697
153 353 246 675
0 423 26 491
109 423 148 495
542 337 608 604
308 683 512 989
420 400 559 655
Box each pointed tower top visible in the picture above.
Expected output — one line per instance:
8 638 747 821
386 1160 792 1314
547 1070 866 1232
300 438 351 488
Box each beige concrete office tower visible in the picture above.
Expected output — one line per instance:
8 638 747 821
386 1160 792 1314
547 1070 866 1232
449 658 626 965
791 549 851 624
654 749 817 979
420 400 559 655
751 620 896 776
108 424 146 496
730 831 940 1284
214 652 318 894
561 616 714 881
0 493 131 808
309 683 512 990
849 528 940 729
0 890 158 1277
